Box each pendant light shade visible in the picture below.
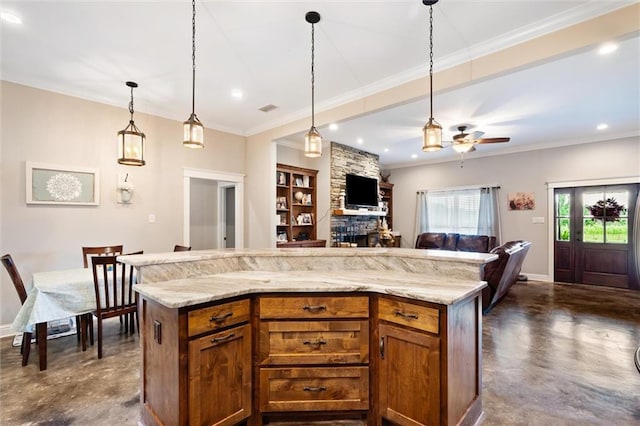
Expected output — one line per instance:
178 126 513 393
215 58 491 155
117 81 145 166
304 11 322 158
183 113 204 148
422 0 442 152
183 0 204 149
305 126 322 158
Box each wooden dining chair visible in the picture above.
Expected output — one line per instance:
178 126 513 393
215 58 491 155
80 245 123 348
82 245 124 268
90 251 142 359
173 245 191 252
1 254 44 368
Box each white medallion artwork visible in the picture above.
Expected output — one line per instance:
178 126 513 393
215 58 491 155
46 173 83 201
26 162 100 205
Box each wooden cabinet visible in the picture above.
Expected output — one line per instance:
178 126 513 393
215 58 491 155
377 295 482 426
257 295 370 421
276 164 325 248
379 323 440 426
379 182 394 230
139 291 483 426
139 297 252 426
189 323 252 426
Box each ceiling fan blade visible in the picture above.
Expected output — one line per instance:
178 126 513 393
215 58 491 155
475 137 510 144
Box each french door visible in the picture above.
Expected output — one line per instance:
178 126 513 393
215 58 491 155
554 184 639 289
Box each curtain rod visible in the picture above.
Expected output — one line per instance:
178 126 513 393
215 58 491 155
416 183 500 193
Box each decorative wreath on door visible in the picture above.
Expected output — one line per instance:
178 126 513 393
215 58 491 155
586 197 624 222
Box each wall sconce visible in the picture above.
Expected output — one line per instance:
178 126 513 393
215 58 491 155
117 173 134 204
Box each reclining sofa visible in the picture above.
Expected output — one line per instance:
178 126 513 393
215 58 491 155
415 233 531 313
414 232 497 253
481 240 531 313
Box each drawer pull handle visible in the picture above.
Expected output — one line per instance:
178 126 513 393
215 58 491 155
303 339 327 346
303 386 327 392
209 312 233 323
211 333 235 343
394 310 419 320
302 305 327 312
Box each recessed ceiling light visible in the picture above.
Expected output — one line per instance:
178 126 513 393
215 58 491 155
329 123 338 131
598 42 618 55
384 148 389 153
1 11 22 24
231 89 243 99
411 154 418 159
357 138 363 144
597 123 608 130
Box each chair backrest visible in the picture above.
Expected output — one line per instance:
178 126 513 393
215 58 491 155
173 245 192 252
82 245 124 268
1 254 28 305
91 251 142 315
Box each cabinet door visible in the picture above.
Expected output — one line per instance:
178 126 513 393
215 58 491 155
188 323 252 426
379 324 440 426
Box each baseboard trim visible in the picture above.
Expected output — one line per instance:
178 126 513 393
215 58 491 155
0 323 18 339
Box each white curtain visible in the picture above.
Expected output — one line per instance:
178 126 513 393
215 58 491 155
414 191 429 245
478 187 502 244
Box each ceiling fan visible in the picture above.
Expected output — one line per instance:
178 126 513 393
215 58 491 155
448 125 511 167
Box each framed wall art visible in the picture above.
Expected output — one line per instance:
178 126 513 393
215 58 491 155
508 192 535 210
26 162 100 205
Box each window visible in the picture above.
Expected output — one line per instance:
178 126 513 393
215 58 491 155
426 189 480 234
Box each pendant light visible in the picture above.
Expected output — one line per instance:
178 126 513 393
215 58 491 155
183 0 204 148
117 81 145 166
422 0 442 152
304 11 322 158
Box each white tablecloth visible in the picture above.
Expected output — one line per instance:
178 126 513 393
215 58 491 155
12 268 107 332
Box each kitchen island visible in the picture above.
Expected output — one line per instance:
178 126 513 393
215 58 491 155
121 248 496 426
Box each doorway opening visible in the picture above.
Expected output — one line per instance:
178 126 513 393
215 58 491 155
553 182 639 290
183 168 244 250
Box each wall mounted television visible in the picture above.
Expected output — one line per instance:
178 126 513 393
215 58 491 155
345 173 379 208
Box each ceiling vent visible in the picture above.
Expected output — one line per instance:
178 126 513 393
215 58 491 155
259 104 278 113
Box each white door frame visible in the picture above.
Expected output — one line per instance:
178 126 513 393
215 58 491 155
183 167 245 249
546 175 640 282
218 183 236 248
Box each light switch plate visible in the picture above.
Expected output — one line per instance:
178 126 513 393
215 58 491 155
532 216 545 224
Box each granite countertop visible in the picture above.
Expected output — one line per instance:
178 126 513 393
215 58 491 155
134 269 487 309
119 247 497 267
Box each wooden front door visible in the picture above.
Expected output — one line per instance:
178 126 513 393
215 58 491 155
554 184 639 289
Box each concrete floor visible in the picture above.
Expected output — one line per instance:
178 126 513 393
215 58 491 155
1 281 639 425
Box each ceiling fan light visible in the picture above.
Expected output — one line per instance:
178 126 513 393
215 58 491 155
422 118 442 152
183 113 204 148
304 126 322 157
451 141 475 153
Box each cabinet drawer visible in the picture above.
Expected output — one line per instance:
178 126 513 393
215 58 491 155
188 299 250 337
259 320 369 365
378 298 439 335
260 296 368 319
260 367 369 412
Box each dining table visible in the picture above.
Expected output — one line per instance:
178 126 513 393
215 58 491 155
11 267 100 371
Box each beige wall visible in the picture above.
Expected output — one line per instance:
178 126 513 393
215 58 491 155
0 81 246 324
389 137 640 278
189 178 218 250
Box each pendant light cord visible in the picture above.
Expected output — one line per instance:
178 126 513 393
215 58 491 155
310 22 315 127
191 0 196 115
428 4 434 121
129 86 135 122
